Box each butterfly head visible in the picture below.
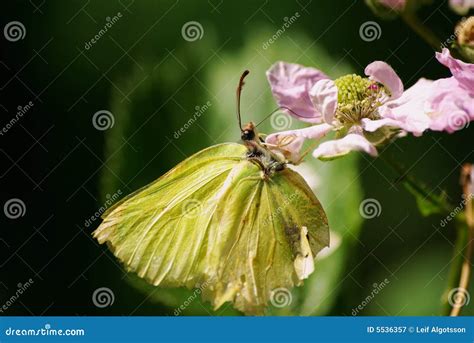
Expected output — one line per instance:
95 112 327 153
241 122 258 142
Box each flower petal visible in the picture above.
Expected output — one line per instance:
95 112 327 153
361 118 401 132
266 124 333 163
427 77 474 133
374 78 433 136
266 123 333 144
309 79 338 124
269 136 305 163
266 62 328 123
436 48 474 92
365 61 404 99
312 133 378 160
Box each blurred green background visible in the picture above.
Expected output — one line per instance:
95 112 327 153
1 0 473 316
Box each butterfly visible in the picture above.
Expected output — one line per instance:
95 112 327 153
93 70 329 315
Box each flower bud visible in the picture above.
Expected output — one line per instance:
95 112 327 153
449 0 474 15
455 16 474 62
365 0 433 19
365 0 406 19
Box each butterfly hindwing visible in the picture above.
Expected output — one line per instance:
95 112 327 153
201 162 329 314
94 143 329 315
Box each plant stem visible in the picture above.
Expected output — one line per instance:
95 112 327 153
445 164 474 316
401 12 442 50
379 154 453 215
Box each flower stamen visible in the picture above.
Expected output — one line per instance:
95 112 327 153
333 74 386 126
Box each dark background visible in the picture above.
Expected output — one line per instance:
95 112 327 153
1 0 473 316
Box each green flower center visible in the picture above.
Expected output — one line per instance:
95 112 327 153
333 74 385 125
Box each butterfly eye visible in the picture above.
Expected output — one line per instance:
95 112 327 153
241 130 255 141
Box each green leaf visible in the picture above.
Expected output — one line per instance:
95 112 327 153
379 155 451 217
404 181 450 217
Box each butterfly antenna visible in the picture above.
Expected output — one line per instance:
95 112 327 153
255 106 302 128
236 70 250 132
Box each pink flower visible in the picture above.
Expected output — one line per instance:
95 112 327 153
265 61 431 160
365 0 406 15
266 62 328 123
378 0 406 11
449 0 474 15
426 48 474 133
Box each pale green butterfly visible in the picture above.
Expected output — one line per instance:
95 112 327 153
93 71 329 315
